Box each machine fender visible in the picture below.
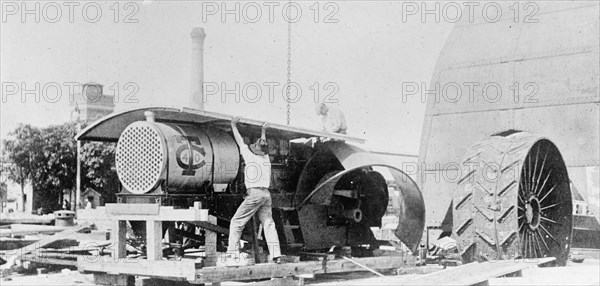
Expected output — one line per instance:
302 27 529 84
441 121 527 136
295 141 425 253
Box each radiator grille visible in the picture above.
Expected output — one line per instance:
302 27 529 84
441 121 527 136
116 122 165 194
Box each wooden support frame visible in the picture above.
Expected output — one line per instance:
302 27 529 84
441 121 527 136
105 203 209 261
78 203 417 285
79 203 212 282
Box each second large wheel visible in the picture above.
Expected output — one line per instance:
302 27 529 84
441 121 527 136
452 131 572 265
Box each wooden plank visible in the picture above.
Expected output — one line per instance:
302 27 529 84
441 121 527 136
488 264 600 286
0 224 90 269
247 277 300 286
78 256 197 281
78 255 412 284
395 265 445 275
136 277 195 286
21 254 79 266
400 257 556 285
146 221 163 261
0 224 68 237
40 242 112 253
106 204 160 215
104 205 208 222
0 238 37 250
0 217 54 226
94 273 134 286
194 256 413 284
204 216 218 266
112 220 127 259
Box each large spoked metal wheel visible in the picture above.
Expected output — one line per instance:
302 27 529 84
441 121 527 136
452 131 572 265
518 139 572 263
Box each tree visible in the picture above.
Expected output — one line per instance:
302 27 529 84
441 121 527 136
3 122 119 212
81 142 118 204
2 123 78 212
2 124 41 212
0 182 7 212
30 123 78 210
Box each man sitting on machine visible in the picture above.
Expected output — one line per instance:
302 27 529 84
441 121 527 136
218 118 282 267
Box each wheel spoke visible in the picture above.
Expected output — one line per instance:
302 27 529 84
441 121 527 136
532 152 548 196
518 193 525 204
541 216 558 224
539 224 560 246
527 155 535 197
519 232 526 257
530 232 537 258
529 146 541 196
532 231 543 257
525 228 531 258
521 229 527 258
540 202 562 212
522 232 527 258
519 175 527 191
531 231 538 258
524 231 531 258
523 154 532 197
536 170 553 197
535 229 550 252
539 185 557 204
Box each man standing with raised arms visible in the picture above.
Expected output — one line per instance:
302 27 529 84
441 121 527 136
219 118 282 267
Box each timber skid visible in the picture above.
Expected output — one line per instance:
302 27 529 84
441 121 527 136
77 203 417 286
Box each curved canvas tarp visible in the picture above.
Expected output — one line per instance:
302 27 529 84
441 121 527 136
295 141 425 253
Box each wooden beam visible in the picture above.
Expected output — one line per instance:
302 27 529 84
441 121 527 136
106 204 159 215
21 254 78 267
94 273 134 286
247 277 301 286
78 255 414 284
204 216 218 267
0 224 69 237
194 256 413 284
399 257 556 285
104 205 208 222
136 277 195 286
113 220 127 260
78 257 197 281
146 221 163 261
1 224 90 269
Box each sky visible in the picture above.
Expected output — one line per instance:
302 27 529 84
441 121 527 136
0 1 454 154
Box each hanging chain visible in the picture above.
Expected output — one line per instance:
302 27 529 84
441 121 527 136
285 2 292 125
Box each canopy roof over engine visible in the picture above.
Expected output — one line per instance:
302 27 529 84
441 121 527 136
75 106 365 144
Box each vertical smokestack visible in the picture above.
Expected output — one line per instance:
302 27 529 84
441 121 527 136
190 27 206 110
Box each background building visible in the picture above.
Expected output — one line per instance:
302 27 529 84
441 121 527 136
70 83 115 123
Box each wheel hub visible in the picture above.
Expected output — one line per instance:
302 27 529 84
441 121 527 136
525 196 541 230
